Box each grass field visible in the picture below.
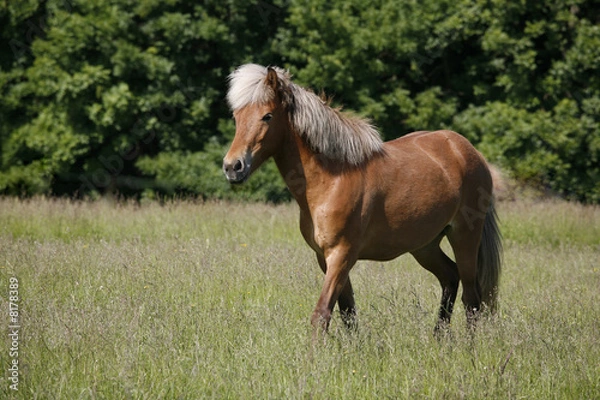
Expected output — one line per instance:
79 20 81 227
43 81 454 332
0 197 598 399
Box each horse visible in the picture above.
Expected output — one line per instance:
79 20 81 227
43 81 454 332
223 64 502 337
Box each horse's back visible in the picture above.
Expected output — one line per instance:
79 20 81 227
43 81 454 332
383 130 490 184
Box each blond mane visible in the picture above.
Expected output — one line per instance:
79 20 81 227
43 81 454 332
227 64 383 165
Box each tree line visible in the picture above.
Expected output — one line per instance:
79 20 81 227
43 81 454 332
1 0 598 202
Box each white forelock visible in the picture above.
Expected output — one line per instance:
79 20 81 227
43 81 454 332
227 64 289 111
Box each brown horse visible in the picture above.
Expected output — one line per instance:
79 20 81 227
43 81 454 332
223 64 502 336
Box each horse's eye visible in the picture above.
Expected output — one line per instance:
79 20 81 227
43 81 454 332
262 113 273 122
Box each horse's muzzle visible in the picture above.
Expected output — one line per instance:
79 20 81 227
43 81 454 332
223 157 250 184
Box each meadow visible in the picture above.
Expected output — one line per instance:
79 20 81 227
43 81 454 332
0 196 598 399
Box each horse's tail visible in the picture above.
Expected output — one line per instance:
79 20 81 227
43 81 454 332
478 199 503 312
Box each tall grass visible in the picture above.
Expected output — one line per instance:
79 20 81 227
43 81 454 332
0 197 598 398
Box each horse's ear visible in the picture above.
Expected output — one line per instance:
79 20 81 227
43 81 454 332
265 66 278 90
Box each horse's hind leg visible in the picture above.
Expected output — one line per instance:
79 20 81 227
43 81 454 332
411 233 459 334
447 225 484 329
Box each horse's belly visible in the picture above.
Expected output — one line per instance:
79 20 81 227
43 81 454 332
358 226 440 261
358 196 458 261
358 246 408 261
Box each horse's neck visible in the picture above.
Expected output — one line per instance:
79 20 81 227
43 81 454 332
273 130 325 208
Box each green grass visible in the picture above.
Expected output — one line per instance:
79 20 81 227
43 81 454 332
0 197 598 399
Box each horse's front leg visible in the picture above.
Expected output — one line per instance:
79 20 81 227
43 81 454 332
316 254 357 331
338 278 357 331
311 246 357 339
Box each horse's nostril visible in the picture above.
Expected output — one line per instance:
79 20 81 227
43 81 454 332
233 159 244 172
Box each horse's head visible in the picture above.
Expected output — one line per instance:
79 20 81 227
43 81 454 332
223 66 288 184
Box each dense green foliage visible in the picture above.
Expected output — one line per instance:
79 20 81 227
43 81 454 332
1 0 598 202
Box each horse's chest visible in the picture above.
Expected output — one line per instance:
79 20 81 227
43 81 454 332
299 211 321 254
